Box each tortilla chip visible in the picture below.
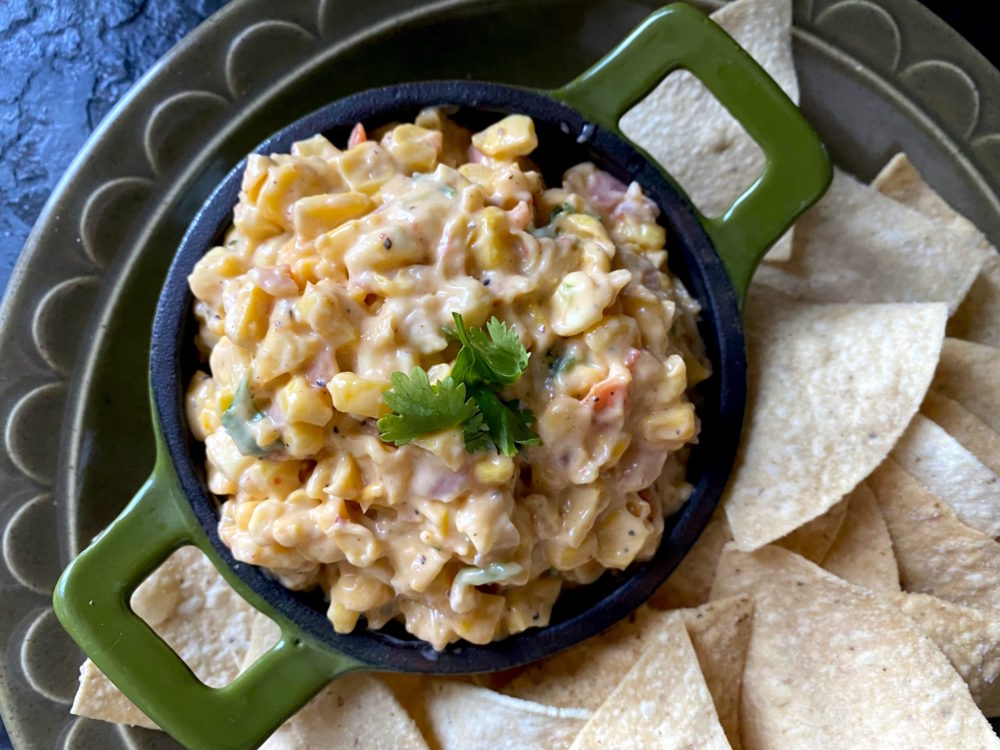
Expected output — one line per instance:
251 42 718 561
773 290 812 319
890 592 1000 717
821 483 900 592
71 660 157 729
871 153 1000 348
932 338 1000 435
650 505 733 609
620 0 797 261
890 413 1000 537
71 546 256 728
752 169 991 313
869 457 1000 614
419 681 588 750
228 614 430 750
872 153 993 251
773 496 848 563
710 543 1000 748
921 390 1000 477
569 614 732 750
499 606 667 708
259 675 429 750
950 255 1000 348
682 595 754 750
724 288 946 550
240 610 282 668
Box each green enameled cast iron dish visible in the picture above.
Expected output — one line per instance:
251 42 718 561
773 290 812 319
53 5 831 749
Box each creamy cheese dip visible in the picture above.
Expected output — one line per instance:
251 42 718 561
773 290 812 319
186 109 707 649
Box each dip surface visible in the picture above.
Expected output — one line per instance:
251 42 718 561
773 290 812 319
186 110 706 649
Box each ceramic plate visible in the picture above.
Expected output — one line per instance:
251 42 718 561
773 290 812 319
2 0 999 746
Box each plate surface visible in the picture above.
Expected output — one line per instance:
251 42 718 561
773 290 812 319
1 0 998 746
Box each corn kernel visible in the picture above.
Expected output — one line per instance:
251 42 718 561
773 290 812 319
360 481 386 509
247 499 283 544
257 162 328 227
246 459 303 499
328 372 387 419
381 124 442 172
278 375 333 426
252 328 323 385
471 115 537 159
333 570 394 612
616 218 667 250
292 191 373 241
232 202 284 241
315 219 361 264
336 142 396 194
584 315 640 353
683 349 711 386
291 134 339 160
326 453 362 500
458 163 495 186
474 453 515 484
189 247 248 303
234 500 257 531
283 422 326 457
224 283 272 349
241 154 275 203
470 206 515 271
271 515 309 548
643 402 696 443
328 600 360 633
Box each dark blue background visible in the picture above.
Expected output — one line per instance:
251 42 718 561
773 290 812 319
0 0 997 747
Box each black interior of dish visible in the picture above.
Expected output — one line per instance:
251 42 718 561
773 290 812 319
151 81 746 673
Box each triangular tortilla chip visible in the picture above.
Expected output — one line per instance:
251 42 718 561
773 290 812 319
620 0 798 261
498 605 667 709
950 255 1000 348
932 338 1000 434
891 413 1000 538
869 457 1000 614
72 660 157 730
724 288 946 550
259 675 430 750
240 610 282 667
710 543 1000 749
921 390 1000 476
890 591 1000 717
419 681 589 750
821 483 899 592
682 596 754 750
872 153 993 252
71 546 257 728
569 614 732 750
752 169 991 313
773 496 848 563
233 614 430 750
650 505 733 609
871 153 1000 348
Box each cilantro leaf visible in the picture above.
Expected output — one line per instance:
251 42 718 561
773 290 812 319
378 368 478 446
469 387 542 457
222 375 284 457
451 313 530 386
462 411 491 453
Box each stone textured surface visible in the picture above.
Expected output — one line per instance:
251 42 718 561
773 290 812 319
0 0 228 293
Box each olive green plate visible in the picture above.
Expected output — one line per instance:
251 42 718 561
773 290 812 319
1 0 998 747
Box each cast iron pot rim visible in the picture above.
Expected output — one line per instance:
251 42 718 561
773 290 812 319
150 80 746 674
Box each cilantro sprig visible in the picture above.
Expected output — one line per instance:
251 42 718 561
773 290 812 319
377 368 479 447
377 314 541 456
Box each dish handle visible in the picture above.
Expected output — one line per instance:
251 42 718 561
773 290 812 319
551 2 831 307
53 445 363 750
